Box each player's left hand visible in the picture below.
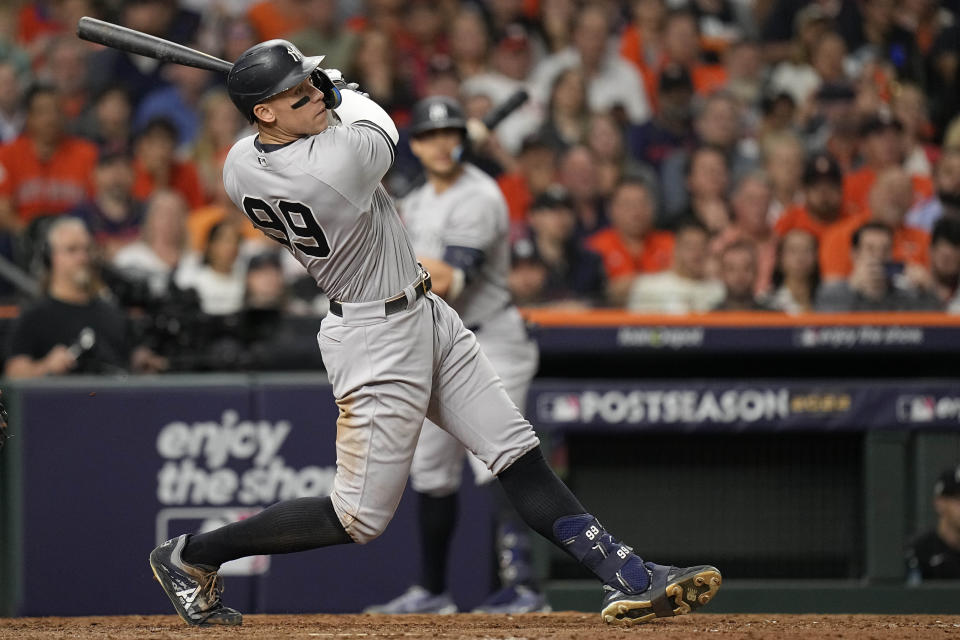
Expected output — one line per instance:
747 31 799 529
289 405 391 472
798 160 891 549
310 68 343 110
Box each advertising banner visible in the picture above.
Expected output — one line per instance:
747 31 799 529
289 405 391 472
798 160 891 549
16 376 960 616
15 378 492 616
530 380 960 432
531 325 960 354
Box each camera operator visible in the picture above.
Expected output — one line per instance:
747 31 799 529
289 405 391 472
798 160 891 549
4 217 167 377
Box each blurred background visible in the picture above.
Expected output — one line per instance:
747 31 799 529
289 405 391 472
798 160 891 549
0 0 959 618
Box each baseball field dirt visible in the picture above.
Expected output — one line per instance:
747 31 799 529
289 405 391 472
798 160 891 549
3 613 960 639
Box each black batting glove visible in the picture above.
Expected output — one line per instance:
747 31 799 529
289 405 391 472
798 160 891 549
310 68 342 109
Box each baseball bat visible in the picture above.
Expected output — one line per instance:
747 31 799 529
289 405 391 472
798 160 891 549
482 89 529 131
76 17 232 74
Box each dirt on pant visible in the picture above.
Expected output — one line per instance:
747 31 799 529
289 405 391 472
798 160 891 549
3 613 960 640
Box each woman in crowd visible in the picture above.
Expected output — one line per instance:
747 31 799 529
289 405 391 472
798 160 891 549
585 111 657 202
112 189 200 297
347 28 417 121
764 228 821 313
448 7 491 80
536 66 589 151
178 221 246 316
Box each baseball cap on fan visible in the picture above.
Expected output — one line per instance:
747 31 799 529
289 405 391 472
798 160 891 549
659 63 693 93
529 185 575 214
934 465 960 498
859 110 904 137
247 251 283 272
510 236 544 266
803 152 843 186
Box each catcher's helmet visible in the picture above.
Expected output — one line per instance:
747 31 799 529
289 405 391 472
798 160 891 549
409 96 467 137
227 40 325 122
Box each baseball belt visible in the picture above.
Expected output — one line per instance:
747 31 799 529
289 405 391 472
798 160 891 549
328 273 432 318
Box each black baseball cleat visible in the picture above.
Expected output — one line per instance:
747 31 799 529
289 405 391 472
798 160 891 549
149 534 242 626
601 563 721 625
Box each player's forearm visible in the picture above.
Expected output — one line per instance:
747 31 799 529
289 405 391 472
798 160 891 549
335 90 399 144
419 256 464 300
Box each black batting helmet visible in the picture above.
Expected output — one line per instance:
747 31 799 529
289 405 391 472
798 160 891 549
227 40 325 123
409 96 467 137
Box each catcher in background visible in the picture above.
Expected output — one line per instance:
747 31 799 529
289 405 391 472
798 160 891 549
365 96 546 615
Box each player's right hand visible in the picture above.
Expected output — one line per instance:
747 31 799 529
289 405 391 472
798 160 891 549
43 344 77 375
322 68 345 86
466 118 491 147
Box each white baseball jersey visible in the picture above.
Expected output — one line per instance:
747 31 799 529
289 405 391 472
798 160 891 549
220 90 540 542
400 164 511 329
222 98 418 304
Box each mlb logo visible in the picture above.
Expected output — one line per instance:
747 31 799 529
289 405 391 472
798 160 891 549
896 396 935 423
537 394 581 422
798 328 818 347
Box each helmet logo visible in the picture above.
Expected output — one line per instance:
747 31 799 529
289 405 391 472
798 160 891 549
428 103 448 122
285 46 302 63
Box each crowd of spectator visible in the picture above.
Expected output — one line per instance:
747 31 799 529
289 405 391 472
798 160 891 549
2 0 960 374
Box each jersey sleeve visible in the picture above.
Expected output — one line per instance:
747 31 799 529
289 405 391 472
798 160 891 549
443 189 503 250
440 189 505 281
334 90 399 144
309 124 396 209
331 89 399 191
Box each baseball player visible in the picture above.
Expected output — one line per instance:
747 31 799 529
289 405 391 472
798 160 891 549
364 96 545 615
148 39 721 627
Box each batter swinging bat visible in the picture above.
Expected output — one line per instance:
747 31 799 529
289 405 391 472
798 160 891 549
76 17 232 74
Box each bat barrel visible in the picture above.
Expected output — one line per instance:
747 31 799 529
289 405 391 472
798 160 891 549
77 17 232 74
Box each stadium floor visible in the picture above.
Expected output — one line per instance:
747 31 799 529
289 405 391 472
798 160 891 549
2 613 960 639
